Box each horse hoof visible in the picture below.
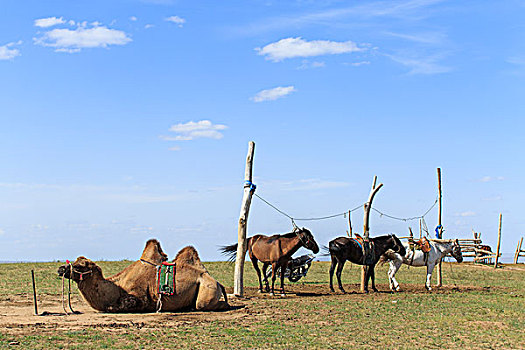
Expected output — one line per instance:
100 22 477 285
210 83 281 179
372 288 378 293
330 288 335 293
363 290 369 294
258 289 264 293
269 292 275 296
280 293 286 297
395 286 401 292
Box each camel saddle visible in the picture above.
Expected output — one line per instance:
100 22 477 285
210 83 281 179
411 237 431 253
157 262 176 296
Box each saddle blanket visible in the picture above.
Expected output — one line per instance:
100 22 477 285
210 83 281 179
157 262 176 295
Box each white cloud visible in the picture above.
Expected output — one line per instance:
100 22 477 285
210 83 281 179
165 16 186 27
34 24 132 52
34 16 65 28
0 228 4 236
256 37 363 62
130 16 138 21
456 211 476 217
145 24 154 29
161 120 228 142
479 176 505 183
168 146 181 151
0 42 21 60
251 86 296 102
481 195 502 201
386 53 451 75
297 60 325 70
345 61 371 66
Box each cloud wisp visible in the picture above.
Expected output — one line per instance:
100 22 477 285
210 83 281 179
251 86 296 102
160 120 228 144
256 37 363 62
478 176 505 183
34 17 66 28
165 16 186 27
34 20 131 53
0 41 22 60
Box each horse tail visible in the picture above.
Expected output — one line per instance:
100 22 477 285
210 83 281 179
378 250 398 266
320 245 331 257
219 243 239 262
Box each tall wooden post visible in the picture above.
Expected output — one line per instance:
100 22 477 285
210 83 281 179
347 210 353 237
436 168 443 287
31 270 38 315
494 213 502 268
234 141 255 297
361 176 383 293
514 237 523 264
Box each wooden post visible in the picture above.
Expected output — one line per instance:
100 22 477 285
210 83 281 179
347 210 353 237
494 213 502 268
436 168 443 287
31 270 38 316
419 219 422 239
514 237 523 264
360 176 383 293
234 141 256 297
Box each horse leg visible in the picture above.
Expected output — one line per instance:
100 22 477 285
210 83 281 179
363 266 370 293
250 256 264 293
270 263 278 296
389 260 402 291
329 255 337 292
279 262 286 296
262 263 270 292
370 265 378 292
425 263 435 291
336 259 346 293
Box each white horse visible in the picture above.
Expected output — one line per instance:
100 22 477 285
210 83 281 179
382 239 463 291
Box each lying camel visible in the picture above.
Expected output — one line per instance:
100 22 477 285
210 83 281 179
57 239 229 313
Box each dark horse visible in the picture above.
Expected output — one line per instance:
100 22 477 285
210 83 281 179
221 228 319 296
328 234 406 293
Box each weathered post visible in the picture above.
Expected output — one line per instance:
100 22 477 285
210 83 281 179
514 237 523 264
494 213 502 268
436 168 443 287
31 270 38 315
234 141 256 297
361 176 383 293
347 210 353 237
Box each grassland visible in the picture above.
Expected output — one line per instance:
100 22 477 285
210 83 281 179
0 260 523 349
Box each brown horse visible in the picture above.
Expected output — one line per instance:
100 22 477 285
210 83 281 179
221 228 319 296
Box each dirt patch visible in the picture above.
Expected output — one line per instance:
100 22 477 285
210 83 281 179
0 283 496 337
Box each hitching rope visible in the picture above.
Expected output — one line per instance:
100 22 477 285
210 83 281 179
253 192 438 224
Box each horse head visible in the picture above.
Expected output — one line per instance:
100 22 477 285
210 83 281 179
58 256 101 282
297 228 319 254
390 234 406 257
451 239 463 263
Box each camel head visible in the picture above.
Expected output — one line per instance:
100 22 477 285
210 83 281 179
141 239 168 264
58 256 101 282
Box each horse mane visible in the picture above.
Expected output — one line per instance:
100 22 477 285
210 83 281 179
266 231 297 243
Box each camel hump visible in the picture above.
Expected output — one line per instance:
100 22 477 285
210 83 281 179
174 246 203 266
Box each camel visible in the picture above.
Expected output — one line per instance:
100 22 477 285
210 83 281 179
57 239 229 313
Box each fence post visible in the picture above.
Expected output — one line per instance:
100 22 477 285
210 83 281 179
234 141 256 297
437 168 443 287
361 176 383 293
494 213 502 268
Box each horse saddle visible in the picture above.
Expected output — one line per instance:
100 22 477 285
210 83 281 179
411 237 431 253
352 233 375 265
157 262 176 296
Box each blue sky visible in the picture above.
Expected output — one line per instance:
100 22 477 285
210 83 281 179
1 0 524 262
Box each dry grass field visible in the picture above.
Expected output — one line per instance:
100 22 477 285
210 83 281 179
0 260 523 349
